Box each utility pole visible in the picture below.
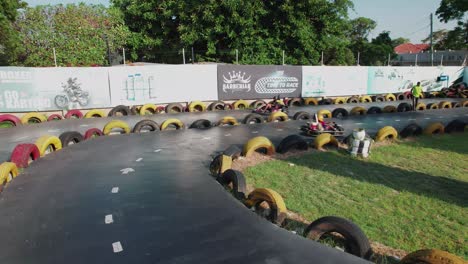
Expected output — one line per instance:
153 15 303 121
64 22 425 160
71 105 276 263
357 52 360 66
430 13 434 66
191 47 195 64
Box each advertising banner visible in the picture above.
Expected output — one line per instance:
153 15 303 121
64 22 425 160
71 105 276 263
0 67 110 112
302 66 368 97
108 65 217 105
217 65 302 100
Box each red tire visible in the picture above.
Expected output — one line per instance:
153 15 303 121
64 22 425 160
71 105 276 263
47 114 63 121
65 109 83 119
224 103 234 110
10 143 40 168
0 114 21 127
84 128 103 139
156 106 165 113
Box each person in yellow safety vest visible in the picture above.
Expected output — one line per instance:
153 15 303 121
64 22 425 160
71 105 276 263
411 82 423 111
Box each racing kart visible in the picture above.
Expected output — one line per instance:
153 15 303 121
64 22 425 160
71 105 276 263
253 101 288 115
301 115 345 136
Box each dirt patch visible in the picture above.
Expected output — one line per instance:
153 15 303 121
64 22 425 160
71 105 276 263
371 241 407 261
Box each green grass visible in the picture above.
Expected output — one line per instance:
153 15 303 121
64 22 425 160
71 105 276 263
244 133 468 259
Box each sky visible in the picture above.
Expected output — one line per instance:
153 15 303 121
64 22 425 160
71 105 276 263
25 0 460 44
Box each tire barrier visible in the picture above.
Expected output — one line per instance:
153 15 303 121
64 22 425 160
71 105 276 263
244 188 287 225
347 96 359 103
103 120 131 135
438 101 452 109
160 118 185 130
332 108 349 118
366 106 382 114
462 100 468 107
359 96 372 103
452 102 461 108
314 133 339 150
132 119 159 133
84 128 104 139
223 145 242 159
232 100 249 110
64 109 83 119
217 116 239 126
319 98 333 105
0 162 19 192
286 98 303 107
375 126 398 142
209 154 233 177
385 93 396 101
216 169 247 200
10 144 40 168
383 105 397 113
423 122 445 135
268 99 285 106
108 105 131 117
397 102 412 112
426 103 439 110
400 249 465 264
333 97 346 104
0 114 22 127
20 113 47 124
276 135 308 154
350 106 366 116
372 95 386 102
47 114 63 121
400 124 423 138
188 101 207 112
189 119 212 129
84 109 105 118
250 100 267 109
139 104 158 115
303 216 373 260
35 135 62 156
403 91 413 100
397 93 406 101
243 113 264 124
165 103 184 113
267 112 289 122
208 101 225 111
293 111 311 121
445 119 466 133
304 98 318 106
415 103 426 111
130 105 141 115
242 136 275 157
317 109 332 119
59 131 84 147
223 103 234 110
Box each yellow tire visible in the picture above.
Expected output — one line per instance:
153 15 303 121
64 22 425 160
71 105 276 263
385 94 396 101
103 120 131 135
304 98 318 106
333 97 347 104
233 100 249 109
359 96 372 103
218 116 239 126
462 100 468 107
416 103 426 111
209 155 233 176
139 104 158 115
350 106 367 115
383 105 397 113
314 133 339 149
244 188 287 225
242 136 276 157
84 109 105 118
375 126 398 142
35 135 62 156
267 112 289 122
401 249 465 264
21 113 47 124
160 118 185 130
188 101 206 112
0 162 19 186
423 122 444 135
317 109 332 119
438 101 452 109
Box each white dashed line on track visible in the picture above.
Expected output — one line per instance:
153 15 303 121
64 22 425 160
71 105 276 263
425 118 431 120
202 137 211 140
135 158 143 162
79 124 89 127
120 168 134 174
277 129 283 131
354 123 363 125
225 134 231 137
395 120 401 122
111 187 119 193
154 149 162 153
112 242 123 253
408 119 416 121
105 214 113 224
252 131 259 134
438 116 443 119
376 121 383 123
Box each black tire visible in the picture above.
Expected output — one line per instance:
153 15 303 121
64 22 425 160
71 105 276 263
59 131 84 147
130 105 140 115
132 119 159 133
397 102 412 112
108 105 131 117
250 100 267 108
293 111 311 120
223 145 242 160
304 216 373 260
426 103 438 109
400 123 423 138
243 113 264 124
216 169 247 200
396 93 406 101
276 135 308 154
287 98 303 107
165 103 184 113
452 102 461 108
332 108 349 119
208 101 225 111
342 134 353 145
366 106 382 114
445 119 466 133
209 154 222 177
189 119 212 129
319 98 333 105
347 97 359 103
371 95 385 102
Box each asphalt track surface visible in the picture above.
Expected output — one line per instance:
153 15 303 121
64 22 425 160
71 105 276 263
0 100 467 263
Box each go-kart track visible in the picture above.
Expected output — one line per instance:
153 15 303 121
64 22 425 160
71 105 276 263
0 99 467 264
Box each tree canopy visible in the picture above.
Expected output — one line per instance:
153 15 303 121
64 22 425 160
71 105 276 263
0 0 26 65
434 0 467 50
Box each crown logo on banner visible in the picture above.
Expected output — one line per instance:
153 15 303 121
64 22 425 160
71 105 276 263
223 71 251 84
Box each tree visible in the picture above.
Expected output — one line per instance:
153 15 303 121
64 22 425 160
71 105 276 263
0 0 26 65
112 0 356 65
348 17 377 43
358 31 397 66
391 37 410 48
436 0 467 23
12 4 130 66
435 0 467 50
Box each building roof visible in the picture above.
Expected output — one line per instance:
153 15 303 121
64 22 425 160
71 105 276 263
394 43 430 54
